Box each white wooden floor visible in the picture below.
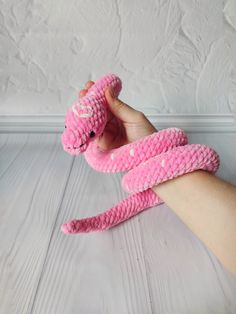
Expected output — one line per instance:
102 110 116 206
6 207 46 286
1 132 236 314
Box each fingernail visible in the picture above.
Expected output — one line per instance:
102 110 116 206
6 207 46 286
109 86 114 98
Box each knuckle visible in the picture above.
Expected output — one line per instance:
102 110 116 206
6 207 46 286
85 80 94 88
135 111 146 120
114 99 124 110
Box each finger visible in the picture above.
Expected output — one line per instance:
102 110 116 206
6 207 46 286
78 81 95 98
105 86 141 122
96 126 124 151
85 80 94 89
96 130 114 151
79 89 87 98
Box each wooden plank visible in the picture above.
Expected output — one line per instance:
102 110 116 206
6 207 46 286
1 132 236 314
0 133 73 314
31 157 152 314
139 204 236 314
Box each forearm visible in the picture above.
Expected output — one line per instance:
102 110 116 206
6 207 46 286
152 170 236 277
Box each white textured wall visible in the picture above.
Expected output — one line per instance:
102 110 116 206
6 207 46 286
1 0 236 115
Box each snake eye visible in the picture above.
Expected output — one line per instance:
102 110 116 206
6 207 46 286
89 131 95 138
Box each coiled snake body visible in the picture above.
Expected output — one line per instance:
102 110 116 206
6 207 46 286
61 73 220 234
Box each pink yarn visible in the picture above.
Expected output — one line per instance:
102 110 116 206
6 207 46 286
61 73 220 234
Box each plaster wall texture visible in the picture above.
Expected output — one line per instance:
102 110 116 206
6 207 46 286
0 0 236 115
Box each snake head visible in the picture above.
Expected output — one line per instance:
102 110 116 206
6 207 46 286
61 73 122 156
61 98 107 156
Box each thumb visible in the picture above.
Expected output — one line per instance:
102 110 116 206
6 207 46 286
105 86 141 122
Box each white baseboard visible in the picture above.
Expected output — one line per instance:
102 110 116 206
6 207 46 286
0 114 235 133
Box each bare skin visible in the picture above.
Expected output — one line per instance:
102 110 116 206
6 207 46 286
79 80 236 277
79 82 157 150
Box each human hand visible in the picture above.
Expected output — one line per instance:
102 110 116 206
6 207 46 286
79 80 157 150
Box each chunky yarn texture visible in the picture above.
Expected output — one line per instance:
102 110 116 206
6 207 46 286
61 73 220 234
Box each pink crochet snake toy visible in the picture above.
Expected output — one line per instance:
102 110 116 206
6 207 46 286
61 73 220 234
